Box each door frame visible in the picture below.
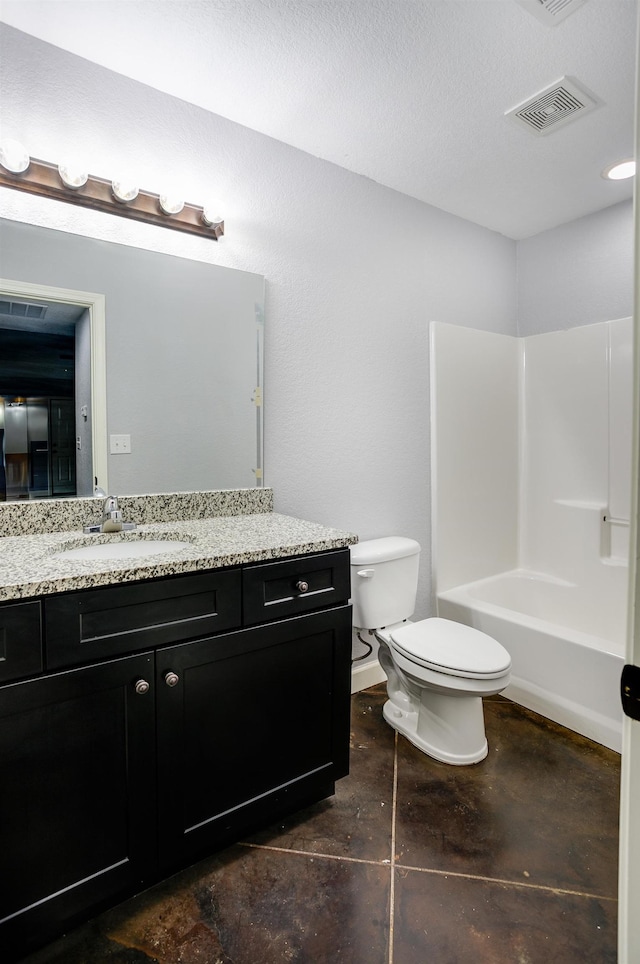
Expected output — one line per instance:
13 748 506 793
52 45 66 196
617 20 640 963
0 277 108 495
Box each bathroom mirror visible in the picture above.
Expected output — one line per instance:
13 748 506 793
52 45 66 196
0 218 264 501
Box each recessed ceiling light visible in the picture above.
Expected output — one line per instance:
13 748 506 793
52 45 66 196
601 159 636 181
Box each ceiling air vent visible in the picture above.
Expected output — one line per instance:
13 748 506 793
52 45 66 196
514 0 587 26
0 299 48 320
505 76 600 136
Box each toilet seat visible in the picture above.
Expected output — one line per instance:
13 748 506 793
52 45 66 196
389 617 511 680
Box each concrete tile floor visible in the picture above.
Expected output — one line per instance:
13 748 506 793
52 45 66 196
22 685 620 963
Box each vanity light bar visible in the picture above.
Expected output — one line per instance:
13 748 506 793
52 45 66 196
0 156 224 240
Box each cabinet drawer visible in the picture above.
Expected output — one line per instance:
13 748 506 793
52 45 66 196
242 549 350 625
45 569 242 670
0 600 42 684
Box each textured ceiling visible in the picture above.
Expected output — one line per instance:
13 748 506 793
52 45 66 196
0 0 636 239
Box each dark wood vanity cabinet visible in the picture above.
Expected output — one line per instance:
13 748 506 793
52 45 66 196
0 651 157 953
0 599 43 683
0 549 352 961
157 605 351 869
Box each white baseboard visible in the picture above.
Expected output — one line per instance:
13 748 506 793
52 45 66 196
351 659 386 694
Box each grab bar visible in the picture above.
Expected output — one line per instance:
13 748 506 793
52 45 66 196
603 515 630 527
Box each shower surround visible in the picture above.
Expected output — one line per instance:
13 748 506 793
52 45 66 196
430 319 632 751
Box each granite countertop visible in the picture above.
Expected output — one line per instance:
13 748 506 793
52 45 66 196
0 513 358 603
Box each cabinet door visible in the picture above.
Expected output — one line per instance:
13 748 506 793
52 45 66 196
0 599 42 684
156 605 352 870
0 652 156 959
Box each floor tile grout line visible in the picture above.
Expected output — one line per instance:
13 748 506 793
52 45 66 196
393 863 619 902
388 730 399 964
238 840 617 903
238 840 389 868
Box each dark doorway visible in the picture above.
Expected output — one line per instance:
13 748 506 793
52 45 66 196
1 316 77 501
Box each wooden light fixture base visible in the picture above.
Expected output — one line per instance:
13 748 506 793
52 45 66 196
0 159 224 240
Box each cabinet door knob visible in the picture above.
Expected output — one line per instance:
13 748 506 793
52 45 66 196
134 679 150 695
296 580 309 593
164 671 180 687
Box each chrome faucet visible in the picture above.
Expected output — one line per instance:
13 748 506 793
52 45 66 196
83 496 137 534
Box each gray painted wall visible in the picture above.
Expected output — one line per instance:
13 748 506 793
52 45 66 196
517 200 634 336
0 26 518 621
2 25 634 619
0 24 633 631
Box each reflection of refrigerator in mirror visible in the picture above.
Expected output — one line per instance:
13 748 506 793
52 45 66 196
0 397 76 500
2 398 30 500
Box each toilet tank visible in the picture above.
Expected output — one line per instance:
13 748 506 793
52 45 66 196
350 537 421 629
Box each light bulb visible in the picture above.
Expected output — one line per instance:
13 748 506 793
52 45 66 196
0 139 30 174
112 179 139 203
58 161 88 190
159 194 185 215
601 159 636 181
202 205 223 227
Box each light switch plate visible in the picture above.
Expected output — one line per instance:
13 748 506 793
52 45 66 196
110 434 131 454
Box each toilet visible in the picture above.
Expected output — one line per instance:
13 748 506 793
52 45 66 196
350 537 511 765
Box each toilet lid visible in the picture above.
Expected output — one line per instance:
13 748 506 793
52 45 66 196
389 618 511 679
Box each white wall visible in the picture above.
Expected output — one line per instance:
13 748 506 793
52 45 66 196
610 318 635 536
430 323 519 594
521 323 610 577
431 318 632 645
514 196 634 643
517 201 634 336
0 25 518 621
521 320 632 618
520 319 632 642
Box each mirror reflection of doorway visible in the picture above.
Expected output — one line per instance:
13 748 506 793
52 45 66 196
0 296 91 501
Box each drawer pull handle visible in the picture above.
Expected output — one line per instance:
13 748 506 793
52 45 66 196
134 679 150 695
164 671 180 688
296 580 310 593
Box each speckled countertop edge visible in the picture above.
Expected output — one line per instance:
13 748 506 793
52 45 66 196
0 512 358 602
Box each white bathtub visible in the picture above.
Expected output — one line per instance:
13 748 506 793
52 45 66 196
437 569 624 752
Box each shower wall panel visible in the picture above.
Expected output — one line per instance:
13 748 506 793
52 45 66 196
520 323 609 579
431 318 633 595
429 322 519 593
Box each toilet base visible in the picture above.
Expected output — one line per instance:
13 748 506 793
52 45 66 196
382 694 489 766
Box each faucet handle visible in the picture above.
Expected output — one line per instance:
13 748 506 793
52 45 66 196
101 495 123 533
84 494 134 534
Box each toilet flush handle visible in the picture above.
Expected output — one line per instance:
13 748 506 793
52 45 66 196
357 569 375 578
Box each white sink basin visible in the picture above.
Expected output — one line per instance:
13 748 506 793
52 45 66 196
53 540 192 561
